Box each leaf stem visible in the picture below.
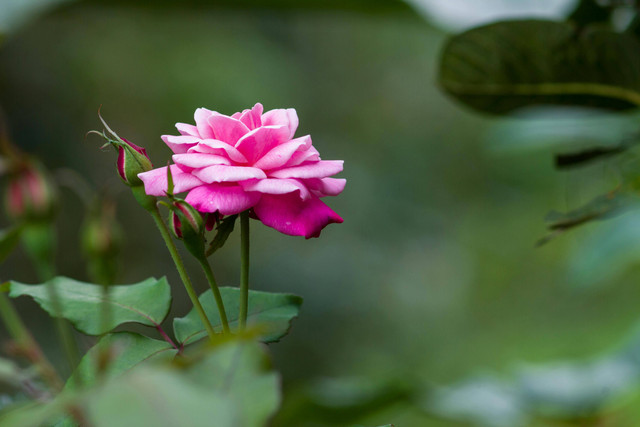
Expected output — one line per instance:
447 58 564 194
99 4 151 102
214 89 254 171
156 324 178 350
0 293 63 391
149 208 217 340
196 257 230 334
239 211 250 329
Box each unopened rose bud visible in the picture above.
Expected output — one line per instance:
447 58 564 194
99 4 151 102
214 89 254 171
4 161 57 222
171 200 204 239
91 113 157 212
116 138 153 187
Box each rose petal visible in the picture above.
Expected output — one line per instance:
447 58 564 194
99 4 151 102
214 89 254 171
138 165 204 196
185 184 261 215
253 135 312 170
172 153 231 170
194 108 215 139
269 160 343 179
193 165 267 183
261 108 299 139
176 123 199 137
207 114 250 145
304 177 346 197
239 103 264 129
284 146 320 167
235 125 291 163
240 178 311 200
191 139 248 163
161 135 200 154
253 193 343 238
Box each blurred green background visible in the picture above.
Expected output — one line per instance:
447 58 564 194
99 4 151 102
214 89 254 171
4 0 640 425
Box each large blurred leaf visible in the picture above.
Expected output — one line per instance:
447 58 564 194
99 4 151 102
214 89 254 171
84 339 278 427
539 191 640 244
66 332 177 390
486 107 640 156
180 340 280 427
82 368 236 427
0 225 23 263
6 277 172 335
173 287 302 346
439 20 640 114
565 211 640 289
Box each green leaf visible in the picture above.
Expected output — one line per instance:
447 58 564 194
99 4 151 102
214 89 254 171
206 214 238 256
439 20 640 114
83 340 279 427
564 211 640 289
0 225 23 264
180 340 280 427
6 277 172 335
538 191 639 245
66 332 177 390
173 287 302 346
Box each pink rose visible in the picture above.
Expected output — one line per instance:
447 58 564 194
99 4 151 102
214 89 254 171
138 103 345 238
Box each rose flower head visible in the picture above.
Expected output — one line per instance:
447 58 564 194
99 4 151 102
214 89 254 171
138 103 345 238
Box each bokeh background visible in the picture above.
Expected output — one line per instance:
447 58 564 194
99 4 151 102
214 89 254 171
5 0 640 425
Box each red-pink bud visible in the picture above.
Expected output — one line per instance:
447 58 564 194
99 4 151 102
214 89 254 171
4 162 56 221
116 138 152 186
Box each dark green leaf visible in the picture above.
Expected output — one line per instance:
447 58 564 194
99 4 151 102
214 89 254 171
206 214 238 256
173 287 302 346
7 277 172 335
66 332 177 390
0 225 23 263
439 20 640 114
568 0 611 27
538 192 639 245
554 145 628 169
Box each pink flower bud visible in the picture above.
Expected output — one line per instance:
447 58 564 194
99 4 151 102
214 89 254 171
116 138 153 186
4 162 56 221
170 200 205 240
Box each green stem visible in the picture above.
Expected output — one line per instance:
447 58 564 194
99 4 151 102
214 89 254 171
149 208 217 340
239 211 250 329
22 223 80 372
196 257 230 334
0 293 63 391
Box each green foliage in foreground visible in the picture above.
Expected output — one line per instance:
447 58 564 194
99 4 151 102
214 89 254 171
0 339 280 427
174 287 303 345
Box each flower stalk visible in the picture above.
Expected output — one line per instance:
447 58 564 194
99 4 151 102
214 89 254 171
0 292 63 391
196 257 230 334
239 210 250 329
149 207 217 340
